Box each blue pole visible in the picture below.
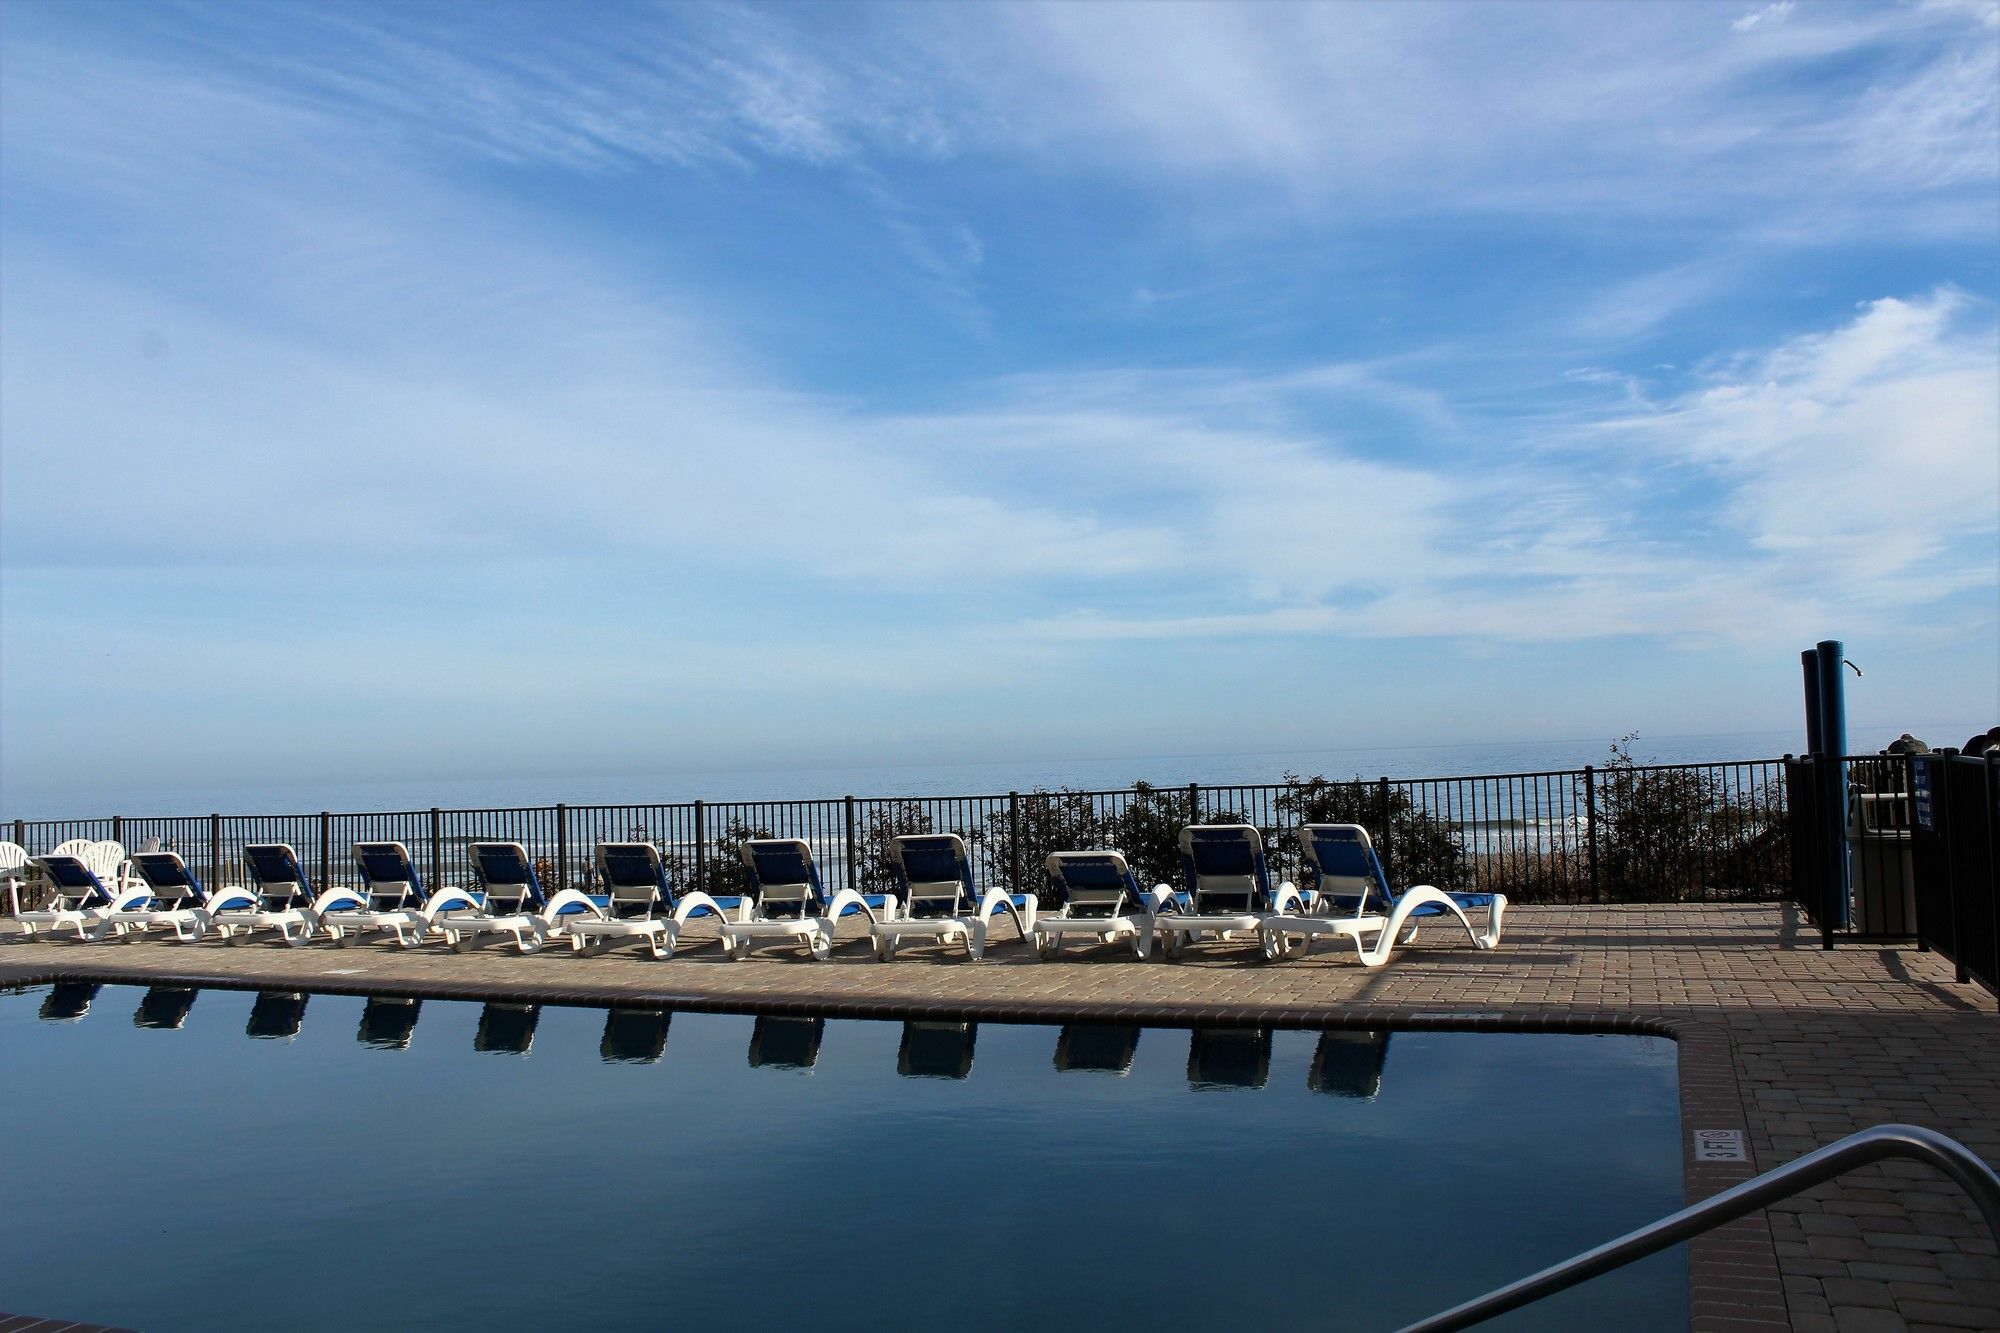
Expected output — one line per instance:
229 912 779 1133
1802 650 1823 756
1815 639 1850 928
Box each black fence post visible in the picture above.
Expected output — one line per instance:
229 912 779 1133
694 799 707 895
11 819 22 848
111 815 123 847
1376 777 1392 881
555 803 569 893
844 796 858 895
210 813 222 889
429 807 443 896
1816 761 1834 950
1986 754 1999 1011
1008 791 1022 891
320 811 332 892
1187 782 1201 825
1584 765 1601 903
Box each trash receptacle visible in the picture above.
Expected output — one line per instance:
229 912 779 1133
1847 790 1915 936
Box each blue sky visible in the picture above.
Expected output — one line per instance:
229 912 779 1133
2 0 1996 810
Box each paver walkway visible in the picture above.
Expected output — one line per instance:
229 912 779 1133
4 903 1995 1332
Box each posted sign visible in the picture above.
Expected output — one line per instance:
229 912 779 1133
1693 1129 1747 1162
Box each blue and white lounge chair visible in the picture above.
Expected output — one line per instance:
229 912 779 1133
563 842 735 959
723 838 893 961
16 853 147 940
325 842 443 948
105 851 215 941
436 842 599 953
208 843 356 946
1153 825 1300 960
1258 824 1505 965
870 833 1033 962
1029 850 1172 960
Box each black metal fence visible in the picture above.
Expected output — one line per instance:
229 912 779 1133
1786 751 1999 1004
4 758 1794 910
1912 754 1999 1001
1786 753 1924 941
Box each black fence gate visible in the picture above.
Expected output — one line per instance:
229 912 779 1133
1789 751 1998 1005
1910 753 1999 1002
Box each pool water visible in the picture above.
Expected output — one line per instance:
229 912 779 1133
0 984 1686 1331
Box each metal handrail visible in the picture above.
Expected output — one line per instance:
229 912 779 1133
1400 1124 2000 1332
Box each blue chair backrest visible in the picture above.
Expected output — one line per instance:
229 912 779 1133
130 852 205 906
595 843 672 916
352 842 426 910
242 844 313 909
740 840 827 915
469 843 549 911
37 855 111 908
1045 852 1143 916
1179 825 1273 911
892 835 974 917
1297 825 1394 914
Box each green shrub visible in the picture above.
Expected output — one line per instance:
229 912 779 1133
1275 773 1467 890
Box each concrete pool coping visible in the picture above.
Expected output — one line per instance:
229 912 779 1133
4 903 1996 1332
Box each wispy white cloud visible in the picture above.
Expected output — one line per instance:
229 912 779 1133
1733 3 1797 34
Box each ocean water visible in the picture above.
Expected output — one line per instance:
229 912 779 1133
6 721 1981 820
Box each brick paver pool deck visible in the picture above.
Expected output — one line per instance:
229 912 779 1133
5 903 1996 1332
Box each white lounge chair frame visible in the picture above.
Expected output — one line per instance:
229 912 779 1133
429 842 598 953
869 833 1034 962
1153 825 1300 960
208 843 356 946
562 842 735 959
1030 850 1172 960
722 838 892 961
1258 823 1506 965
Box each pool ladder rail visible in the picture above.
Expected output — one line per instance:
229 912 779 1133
1399 1123 2000 1332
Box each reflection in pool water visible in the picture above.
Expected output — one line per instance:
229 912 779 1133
473 1001 540 1054
133 985 198 1030
747 1013 823 1069
39 979 100 1021
5 984 1686 1332
357 995 420 1049
1187 1025 1273 1088
1053 1022 1142 1073
246 991 309 1040
1312 1029 1391 1099
599 1007 671 1064
898 1019 977 1079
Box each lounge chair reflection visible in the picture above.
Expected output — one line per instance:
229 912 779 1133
1187 1027 1271 1089
39 981 101 1022
897 1021 976 1079
748 1015 824 1069
358 996 422 1049
247 991 309 1040
1309 1030 1391 1099
474 1002 540 1054
133 986 198 1030
600 1007 671 1064
1054 1024 1141 1074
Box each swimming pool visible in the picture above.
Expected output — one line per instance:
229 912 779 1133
1 984 1686 1331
